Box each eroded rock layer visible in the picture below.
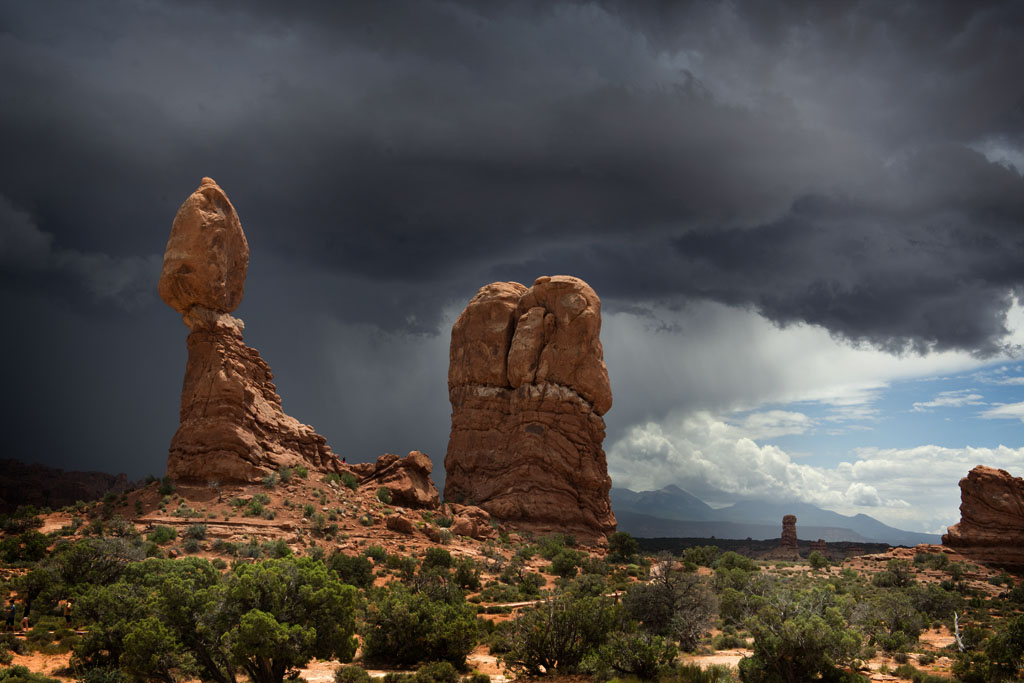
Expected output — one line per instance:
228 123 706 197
161 179 339 483
943 465 1024 569
444 275 616 539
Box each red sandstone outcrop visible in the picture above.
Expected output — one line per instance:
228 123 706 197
161 179 340 483
355 452 440 509
449 504 495 540
444 275 616 540
943 465 1024 569
780 514 798 550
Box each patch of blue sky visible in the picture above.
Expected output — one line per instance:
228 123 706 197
732 360 1024 469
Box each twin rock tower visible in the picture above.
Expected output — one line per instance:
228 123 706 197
159 178 616 539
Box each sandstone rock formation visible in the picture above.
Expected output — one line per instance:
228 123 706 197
161 178 340 483
943 465 1024 569
352 451 440 509
444 275 616 540
449 504 495 540
780 514 798 550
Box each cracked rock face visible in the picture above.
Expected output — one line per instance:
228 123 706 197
160 179 339 483
943 465 1024 569
444 275 616 539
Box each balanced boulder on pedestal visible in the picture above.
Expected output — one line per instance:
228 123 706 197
160 178 339 483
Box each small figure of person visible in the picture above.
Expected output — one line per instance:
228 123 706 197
20 597 31 631
3 598 15 632
62 599 72 627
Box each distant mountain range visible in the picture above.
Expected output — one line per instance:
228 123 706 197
611 485 941 546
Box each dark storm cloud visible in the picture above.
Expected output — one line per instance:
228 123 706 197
2 0 1024 476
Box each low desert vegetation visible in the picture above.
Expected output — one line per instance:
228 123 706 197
1 504 1023 683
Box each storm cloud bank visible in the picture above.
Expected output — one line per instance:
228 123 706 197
1 1 1023 489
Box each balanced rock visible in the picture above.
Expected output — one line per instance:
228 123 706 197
943 465 1024 569
444 275 616 540
161 179 340 483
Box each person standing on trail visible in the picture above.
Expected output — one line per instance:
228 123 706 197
20 597 31 631
62 599 72 627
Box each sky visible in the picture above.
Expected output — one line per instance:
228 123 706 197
2 1 1024 534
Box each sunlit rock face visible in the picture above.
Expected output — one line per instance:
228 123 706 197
943 465 1024 569
160 178 339 483
444 275 616 541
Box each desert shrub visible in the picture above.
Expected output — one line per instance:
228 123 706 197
278 467 292 483
261 472 278 488
376 487 393 504
261 539 291 559
500 594 617 676
671 663 735 683
585 630 677 681
808 551 829 569
423 547 454 571
550 549 581 578
714 551 757 572
183 523 207 540
738 604 861 683
335 665 372 683
682 545 721 568
536 534 571 561
360 583 479 667
712 632 746 650
453 558 481 591
340 473 358 490
606 531 640 563
329 552 374 589
182 538 201 553
0 665 61 683
0 530 49 563
414 661 458 683
460 674 490 683
365 545 388 562
147 526 177 545
570 573 607 598
913 552 950 571
157 477 175 496
622 570 717 650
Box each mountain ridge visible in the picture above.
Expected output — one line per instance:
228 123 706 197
611 485 941 546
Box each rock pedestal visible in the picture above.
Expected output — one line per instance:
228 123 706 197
160 179 340 482
943 465 1024 569
444 276 616 540
780 515 798 550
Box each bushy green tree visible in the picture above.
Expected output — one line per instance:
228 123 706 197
218 557 358 683
738 605 861 683
361 583 478 667
606 532 639 563
328 552 374 589
500 594 617 676
586 630 676 681
622 570 717 650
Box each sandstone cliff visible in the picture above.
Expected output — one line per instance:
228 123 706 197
160 178 340 483
444 276 616 540
943 465 1024 569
